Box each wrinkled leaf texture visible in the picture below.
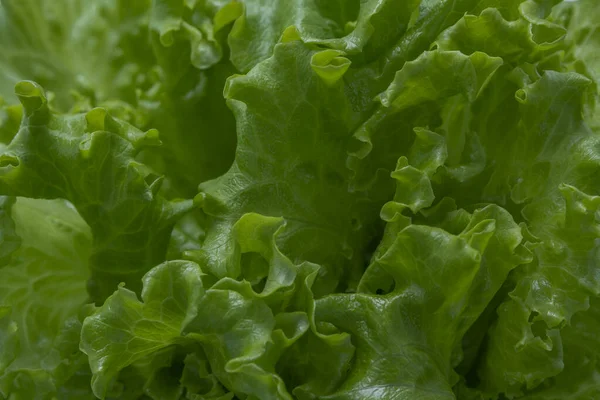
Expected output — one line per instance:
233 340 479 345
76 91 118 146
0 0 599 399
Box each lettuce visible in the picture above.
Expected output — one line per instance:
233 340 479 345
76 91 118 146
0 0 599 399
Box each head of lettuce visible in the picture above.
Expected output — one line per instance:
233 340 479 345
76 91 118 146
0 0 599 399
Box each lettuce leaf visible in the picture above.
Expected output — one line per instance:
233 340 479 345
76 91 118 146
0 0 599 399
0 196 93 399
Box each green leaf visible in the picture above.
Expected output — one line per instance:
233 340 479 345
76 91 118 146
82 212 324 400
440 42 600 400
316 160 531 398
80 260 204 398
0 100 21 145
145 0 240 194
560 0 600 130
181 351 234 399
150 0 237 71
0 197 93 399
196 41 383 295
0 82 193 302
0 0 239 196
348 50 502 192
519 297 600 399
316 217 524 399
0 0 154 110
0 196 19 265
227 0 337 73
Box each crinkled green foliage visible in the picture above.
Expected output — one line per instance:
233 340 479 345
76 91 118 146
0 196 93 399
0 0 599 399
